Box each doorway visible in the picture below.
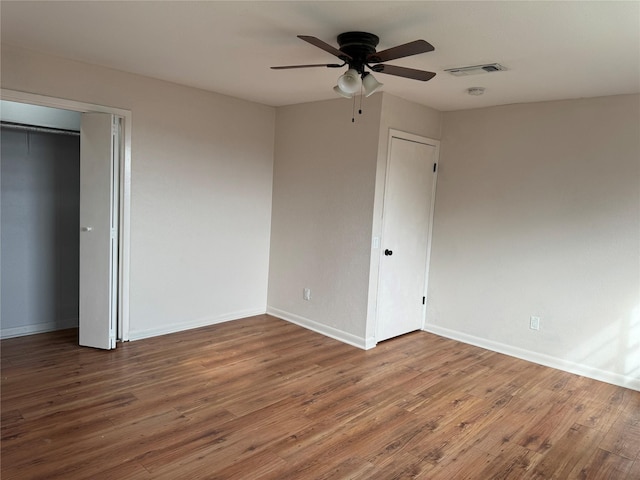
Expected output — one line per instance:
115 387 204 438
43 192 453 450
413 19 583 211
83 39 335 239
376 131 439 342
1 116 81 337
0 90 131 346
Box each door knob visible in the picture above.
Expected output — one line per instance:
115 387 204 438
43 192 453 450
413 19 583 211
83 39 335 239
81 227 93 232
384 249 393 256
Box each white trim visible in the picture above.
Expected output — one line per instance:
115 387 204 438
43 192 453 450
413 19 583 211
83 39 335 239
423 323 640 392
388 129 441 148
128 308 267 341
2 319 78 339
267 307 375 350
1 89 132 342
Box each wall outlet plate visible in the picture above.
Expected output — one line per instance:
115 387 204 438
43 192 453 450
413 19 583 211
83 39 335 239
303 288 311 301
530 316 540 330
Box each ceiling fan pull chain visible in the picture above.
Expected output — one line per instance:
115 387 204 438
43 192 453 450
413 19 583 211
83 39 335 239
352 94 356 123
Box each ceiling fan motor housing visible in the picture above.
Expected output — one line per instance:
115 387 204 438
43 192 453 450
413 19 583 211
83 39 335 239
337 32 379 74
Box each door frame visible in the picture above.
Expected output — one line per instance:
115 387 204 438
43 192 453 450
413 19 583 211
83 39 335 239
373 129 440 344
1 89 132 341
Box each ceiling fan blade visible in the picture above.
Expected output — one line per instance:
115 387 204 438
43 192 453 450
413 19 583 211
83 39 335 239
370 64 436 81
298 35 352 61
367 39 434 63
271 63 343 70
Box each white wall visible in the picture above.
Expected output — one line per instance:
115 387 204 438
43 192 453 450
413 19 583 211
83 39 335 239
1 45 275 339
267 95 383 347
427 94 640 389
267 93 443 349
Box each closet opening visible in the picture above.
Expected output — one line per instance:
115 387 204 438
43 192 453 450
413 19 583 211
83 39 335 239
1 104 82 338
0 94 131 347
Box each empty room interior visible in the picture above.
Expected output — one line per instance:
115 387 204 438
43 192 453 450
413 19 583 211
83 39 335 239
1 1 639 479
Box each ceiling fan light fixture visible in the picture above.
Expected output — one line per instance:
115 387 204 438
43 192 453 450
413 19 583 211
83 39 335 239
333 85 353 98
337 68 361 94
362 72 383 97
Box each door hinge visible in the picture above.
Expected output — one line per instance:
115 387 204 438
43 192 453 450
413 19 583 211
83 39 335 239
433 163 437 172
422 296 426 305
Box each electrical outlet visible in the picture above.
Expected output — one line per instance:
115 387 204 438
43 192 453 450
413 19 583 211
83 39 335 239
530 316 540 330
303 288 311 301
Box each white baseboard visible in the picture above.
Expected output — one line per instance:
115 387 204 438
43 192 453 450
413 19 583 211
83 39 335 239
127 308 267 341
423 323 640 392
267 306 375 350
1 319 78 339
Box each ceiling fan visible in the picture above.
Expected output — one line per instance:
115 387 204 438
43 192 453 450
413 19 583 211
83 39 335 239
271 32 436 98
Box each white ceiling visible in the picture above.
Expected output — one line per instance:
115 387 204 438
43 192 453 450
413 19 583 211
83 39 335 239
2 1 639 111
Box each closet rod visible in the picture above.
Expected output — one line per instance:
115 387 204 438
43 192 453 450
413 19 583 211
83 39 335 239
1 121 80 136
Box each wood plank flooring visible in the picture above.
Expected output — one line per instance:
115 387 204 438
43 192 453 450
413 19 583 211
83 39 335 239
2 315 639 479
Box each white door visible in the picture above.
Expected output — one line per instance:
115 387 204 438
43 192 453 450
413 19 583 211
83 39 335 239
376 135 438 341
79 113 119 349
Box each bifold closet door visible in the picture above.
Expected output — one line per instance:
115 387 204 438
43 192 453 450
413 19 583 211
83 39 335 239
79 113 118 350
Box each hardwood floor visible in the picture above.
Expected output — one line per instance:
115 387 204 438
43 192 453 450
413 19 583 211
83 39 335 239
2 315 639 479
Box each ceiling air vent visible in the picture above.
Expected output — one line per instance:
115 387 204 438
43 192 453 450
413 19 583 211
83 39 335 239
444 63 507 77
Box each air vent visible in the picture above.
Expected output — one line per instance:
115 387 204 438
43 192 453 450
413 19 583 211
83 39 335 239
445 63 507 77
